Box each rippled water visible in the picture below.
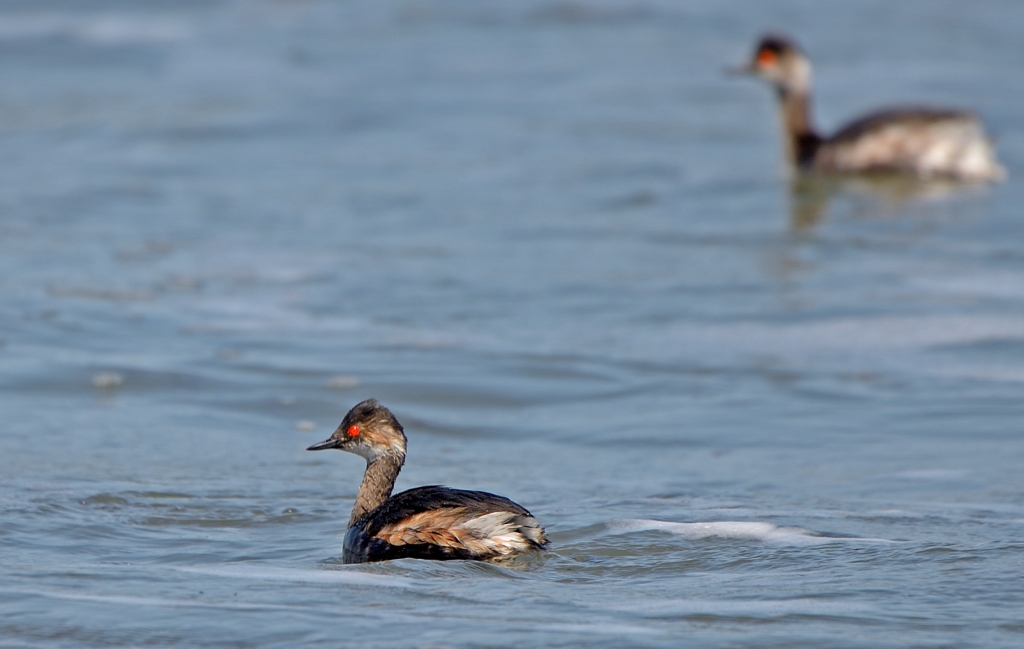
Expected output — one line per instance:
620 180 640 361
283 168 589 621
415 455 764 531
2 1 1024 647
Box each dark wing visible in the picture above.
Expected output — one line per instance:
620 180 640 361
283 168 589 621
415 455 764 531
359 486 533 535
816 107 997 177
828 107 976 145
344 486 546 563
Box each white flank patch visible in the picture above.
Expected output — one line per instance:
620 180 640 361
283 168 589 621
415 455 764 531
459 512 536 554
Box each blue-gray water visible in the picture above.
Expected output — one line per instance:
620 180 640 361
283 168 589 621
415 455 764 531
2 1 1024 647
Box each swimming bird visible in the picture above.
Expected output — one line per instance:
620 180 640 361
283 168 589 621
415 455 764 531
735 34 1005 182
307 399 548 563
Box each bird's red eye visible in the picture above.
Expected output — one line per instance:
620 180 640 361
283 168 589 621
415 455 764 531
347 425 360 437
757 49 778 67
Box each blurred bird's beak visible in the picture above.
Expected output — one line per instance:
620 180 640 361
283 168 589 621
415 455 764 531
725 63 756 77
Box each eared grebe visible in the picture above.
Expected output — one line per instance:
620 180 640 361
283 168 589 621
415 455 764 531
306 399 548 563
735 34 1005 182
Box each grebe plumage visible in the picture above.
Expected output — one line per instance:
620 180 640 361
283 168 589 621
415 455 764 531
306 399 548 563
736 34 1005 182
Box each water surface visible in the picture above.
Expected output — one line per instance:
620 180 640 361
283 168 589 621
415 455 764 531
2 1 1024 647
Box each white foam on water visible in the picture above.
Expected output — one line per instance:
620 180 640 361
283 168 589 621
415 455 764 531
175 564 416 589
607 519 892 545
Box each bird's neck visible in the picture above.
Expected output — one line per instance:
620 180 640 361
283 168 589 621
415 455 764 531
349 453 404 528
776 87 821 167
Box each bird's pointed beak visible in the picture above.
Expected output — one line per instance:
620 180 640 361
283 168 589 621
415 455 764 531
725 63 756 77
307 437 341 451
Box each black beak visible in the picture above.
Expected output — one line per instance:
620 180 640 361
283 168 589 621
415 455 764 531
306 437 341 451
725 63 756 77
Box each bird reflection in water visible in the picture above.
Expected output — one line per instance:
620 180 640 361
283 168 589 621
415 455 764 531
787 173 992 230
